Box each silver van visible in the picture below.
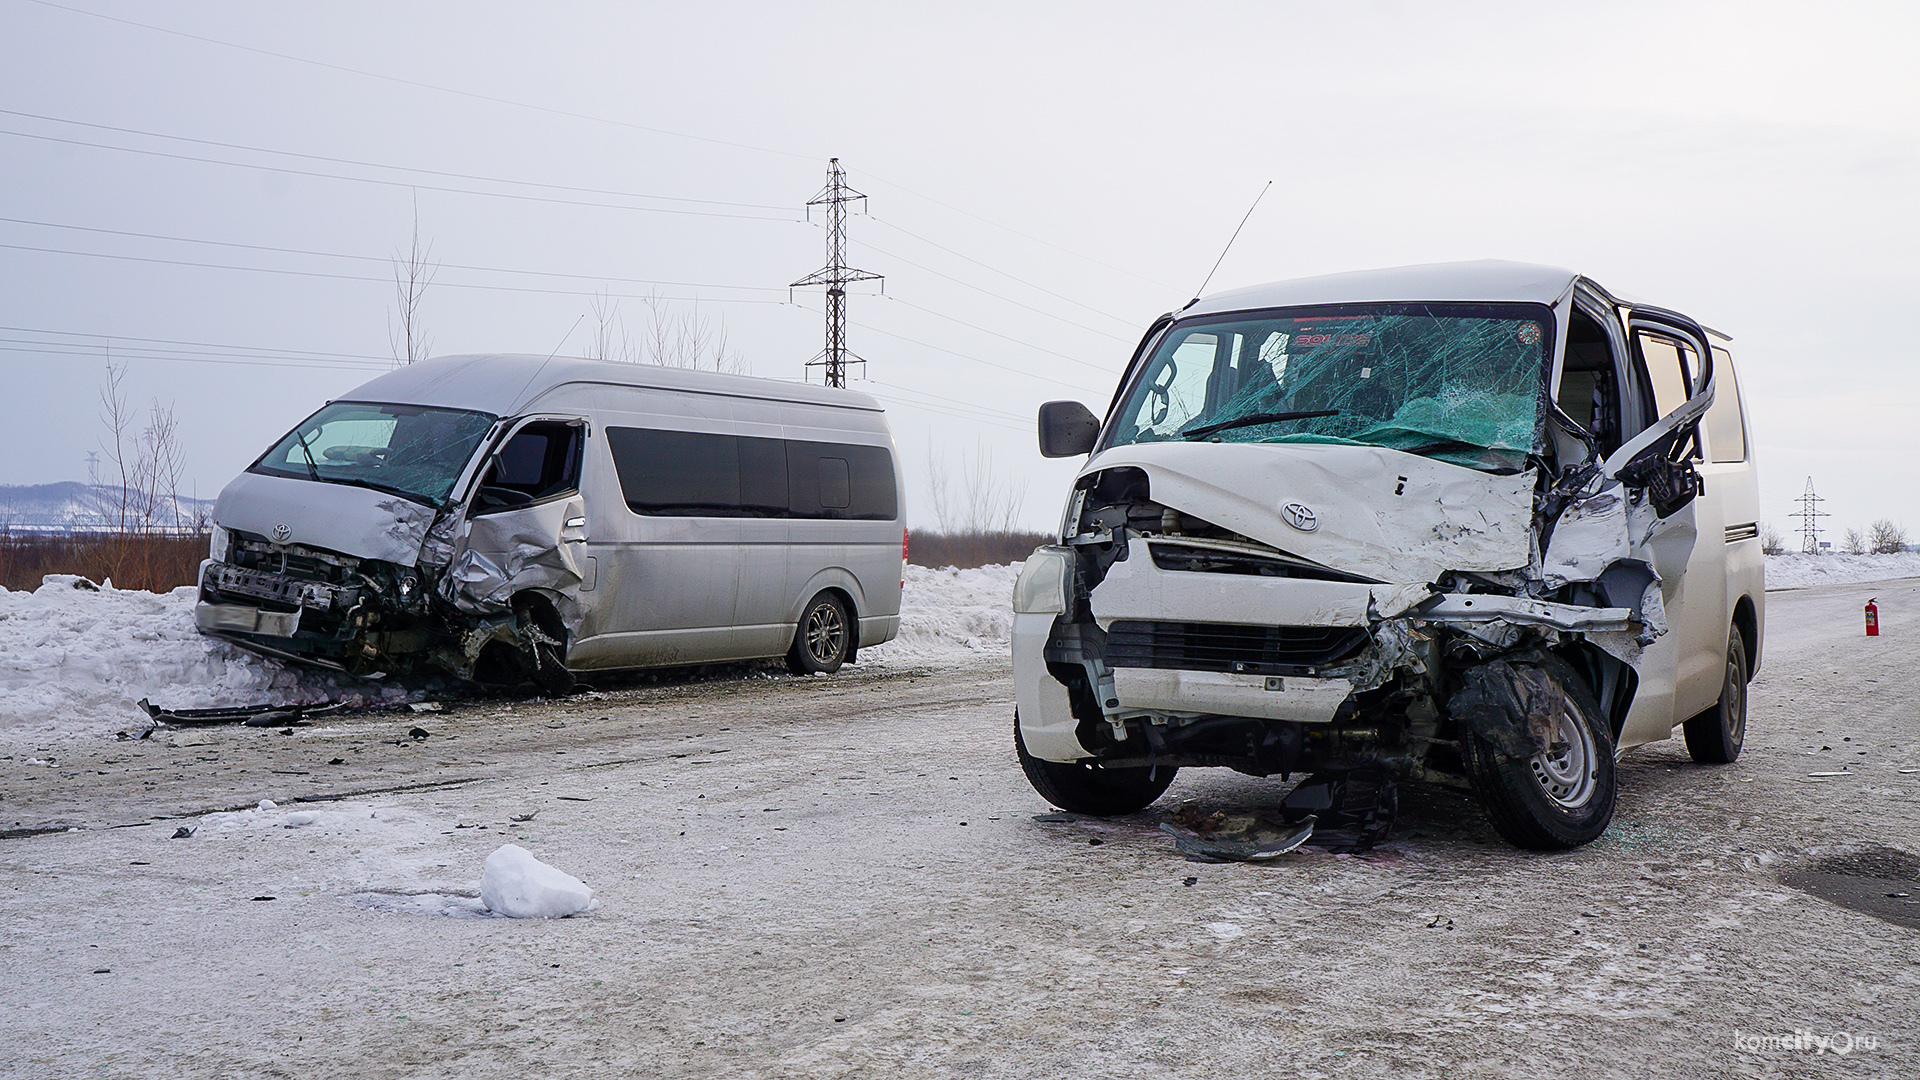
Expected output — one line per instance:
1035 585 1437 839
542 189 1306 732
1013 262 1762 850
198 355 905 689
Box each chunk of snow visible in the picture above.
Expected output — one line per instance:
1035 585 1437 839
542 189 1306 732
480 844 594 919
865 563 1020 664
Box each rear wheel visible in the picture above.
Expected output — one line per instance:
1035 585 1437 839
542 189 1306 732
786 592 852 675
1683 625 1748 764
1462 655 1616 850
1015 712 1176 815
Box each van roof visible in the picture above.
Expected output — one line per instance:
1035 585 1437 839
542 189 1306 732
334 354 886 417
1185 260 1581 317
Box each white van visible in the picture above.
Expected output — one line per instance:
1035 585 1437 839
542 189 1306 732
198 354 905 689
1013 262 1762 850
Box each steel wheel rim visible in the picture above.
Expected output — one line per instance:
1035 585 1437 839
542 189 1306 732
1725 651 1746 750
805 603 844 664
1529 709 1597 808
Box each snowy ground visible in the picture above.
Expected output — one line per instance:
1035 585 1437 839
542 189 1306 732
0 579 1915 1078
0 563 1021 743
1763 551 1920 590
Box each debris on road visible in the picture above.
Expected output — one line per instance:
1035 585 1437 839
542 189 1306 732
1159 809 1316 863
139 698 347 728
480 844 594 919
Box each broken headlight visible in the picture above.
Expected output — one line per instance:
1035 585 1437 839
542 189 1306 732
1013 546 1073 615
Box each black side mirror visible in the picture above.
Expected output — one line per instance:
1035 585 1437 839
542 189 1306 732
1038 401 1101 458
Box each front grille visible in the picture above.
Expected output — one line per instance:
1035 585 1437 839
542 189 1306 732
1105 620 1369 676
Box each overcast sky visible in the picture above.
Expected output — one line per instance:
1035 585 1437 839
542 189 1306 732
3 1 1915 539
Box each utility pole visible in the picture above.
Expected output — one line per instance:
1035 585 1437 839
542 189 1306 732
1794 476 1829 554
791 158 882 387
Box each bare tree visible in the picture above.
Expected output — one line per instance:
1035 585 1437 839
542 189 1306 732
389 198 437 366
925 444 955 532
587 291 633 363
618 291 747 373
93 359 136 534
923 441 1027 535
1869 519 1908 555
1843 528 1866 555
1760 522 1787 556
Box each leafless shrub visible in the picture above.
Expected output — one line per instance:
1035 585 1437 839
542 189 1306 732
924 442 1027 535
1870 519 1908 555
0 530 208 593
84 362 191 586
1760 522 1787 556
389 199 436 365
610 292 746 373
1843 528 1866 555
908 529 1053 570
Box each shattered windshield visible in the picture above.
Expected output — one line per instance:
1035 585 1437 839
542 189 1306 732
1104 303 1552 470
250 401 497 505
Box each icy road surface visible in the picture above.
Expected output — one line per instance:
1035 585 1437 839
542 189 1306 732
2 579 1918 1078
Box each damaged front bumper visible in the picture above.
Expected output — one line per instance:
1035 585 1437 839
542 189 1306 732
1014 542 1647 769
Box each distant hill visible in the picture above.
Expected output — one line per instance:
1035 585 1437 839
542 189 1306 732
0 482 215 533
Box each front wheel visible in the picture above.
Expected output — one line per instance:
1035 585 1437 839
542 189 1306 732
786 592 852 675
1683 625 1748 764
1015 712 1176 815
1462 655 1616 850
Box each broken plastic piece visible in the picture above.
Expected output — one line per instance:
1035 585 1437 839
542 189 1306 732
138 698 348 727
1159 815 1315 863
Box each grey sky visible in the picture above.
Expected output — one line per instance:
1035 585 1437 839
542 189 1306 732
2 1 1915 538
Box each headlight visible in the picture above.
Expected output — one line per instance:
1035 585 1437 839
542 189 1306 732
208 524 230 561
1012 546 1073 615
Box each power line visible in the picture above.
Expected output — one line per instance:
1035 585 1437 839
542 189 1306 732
884 296 1122 376
852 168 1179 292
0 241 792 306
0 323 390 362
854 238 1132 342
0 127 799 222
0 215 789 293
869 215 1138 327
22 0 817 162
0 339 389 372
0 107 794 213
848 319 1105 394
860 377 1034 428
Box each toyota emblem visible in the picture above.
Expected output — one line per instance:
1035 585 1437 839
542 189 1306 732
270 522 292 542
1280 502 1319 532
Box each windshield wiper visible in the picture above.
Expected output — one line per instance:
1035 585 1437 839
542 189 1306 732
291 429 322 483
1181 409 1339 440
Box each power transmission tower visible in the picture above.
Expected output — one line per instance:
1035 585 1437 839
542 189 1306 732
791 158 882 387
1794 476 1829 554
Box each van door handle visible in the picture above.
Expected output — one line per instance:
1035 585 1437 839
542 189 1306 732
565 517 586 529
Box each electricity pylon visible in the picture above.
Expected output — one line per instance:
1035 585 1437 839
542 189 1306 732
791 158 882 387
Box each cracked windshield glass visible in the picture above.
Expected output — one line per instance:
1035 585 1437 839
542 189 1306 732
1106 304 1552 471
250 401 497 505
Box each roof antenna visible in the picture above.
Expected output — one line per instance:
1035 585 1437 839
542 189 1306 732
511 314 587 411
1189 180 1272 308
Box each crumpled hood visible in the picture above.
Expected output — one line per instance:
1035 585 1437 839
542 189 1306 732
1083 441 1537 584
212 471 439 566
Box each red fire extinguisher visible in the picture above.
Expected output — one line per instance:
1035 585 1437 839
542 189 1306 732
1866 598 1879 637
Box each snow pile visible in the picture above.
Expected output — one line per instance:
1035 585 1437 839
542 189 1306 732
868 562 1020 663
198 798 421 838
480 844 595 918
0 576 423 738
1765 552 1920 590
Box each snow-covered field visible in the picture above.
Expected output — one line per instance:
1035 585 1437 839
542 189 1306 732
3 552 1914 742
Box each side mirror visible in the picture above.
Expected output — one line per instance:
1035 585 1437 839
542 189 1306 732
1038 401 1100 458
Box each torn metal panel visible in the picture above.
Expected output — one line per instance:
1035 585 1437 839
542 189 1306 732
211 471 438 566
1446 653 1570 759
445 496 587 627
1088 549 1376 629
1413 593 1636 633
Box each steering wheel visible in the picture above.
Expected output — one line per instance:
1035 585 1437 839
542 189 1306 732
1148 363 1176 425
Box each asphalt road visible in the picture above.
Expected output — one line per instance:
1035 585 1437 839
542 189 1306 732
2 580 1918 1079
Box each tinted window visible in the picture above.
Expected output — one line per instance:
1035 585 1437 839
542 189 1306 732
1703 346 1747 462
482 421 582 505
608 427 895 520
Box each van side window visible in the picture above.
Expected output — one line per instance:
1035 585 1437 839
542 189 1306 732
607 427 896 520
1633 330 1703 458
1702 346 1747 462
479 421 582 508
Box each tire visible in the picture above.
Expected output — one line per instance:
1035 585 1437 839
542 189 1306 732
1014 711 1176 816
786 592 852 675
518 602 575 696
1461 654 1616 850
1683 625 1748 764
